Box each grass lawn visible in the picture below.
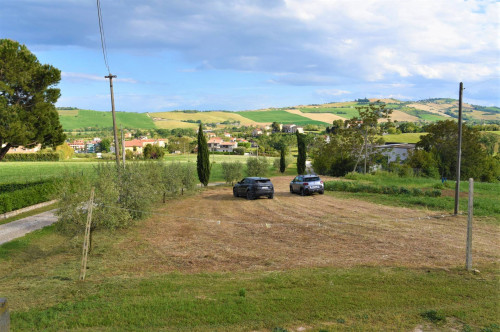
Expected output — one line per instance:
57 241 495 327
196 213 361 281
0 201 498 331
325 172 500 222
298 107 359 119
0 161 102 184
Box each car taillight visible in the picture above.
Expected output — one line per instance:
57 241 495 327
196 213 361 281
303 182 308 185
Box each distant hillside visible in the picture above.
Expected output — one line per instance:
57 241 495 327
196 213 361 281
58 99 499 131
58 109 156 130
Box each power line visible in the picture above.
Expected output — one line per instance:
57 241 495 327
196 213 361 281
97 0 111 74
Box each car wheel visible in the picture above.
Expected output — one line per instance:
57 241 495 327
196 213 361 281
319 190 324 195
290 186 294 193
268 193 274 199
246 190 254 200
300 188 305 196
233 188 238 197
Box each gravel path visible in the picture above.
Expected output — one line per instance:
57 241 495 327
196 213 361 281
0 210 58 245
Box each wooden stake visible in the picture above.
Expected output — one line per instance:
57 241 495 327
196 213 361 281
80 188 95 281
466 178 473 271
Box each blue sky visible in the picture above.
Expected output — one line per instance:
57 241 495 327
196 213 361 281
2 0 499 112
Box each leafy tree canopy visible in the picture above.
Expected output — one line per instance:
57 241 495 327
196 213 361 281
0 39 65 160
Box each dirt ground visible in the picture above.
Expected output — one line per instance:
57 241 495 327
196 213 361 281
117 176 499 274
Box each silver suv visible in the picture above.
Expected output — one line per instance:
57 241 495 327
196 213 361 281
290 175 324 196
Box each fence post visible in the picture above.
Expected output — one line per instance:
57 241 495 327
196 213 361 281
0 298 9 332
80 188 95 281
466 178 473 271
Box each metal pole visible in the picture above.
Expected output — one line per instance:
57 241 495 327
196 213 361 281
454 82 463 215
466 178 473 271
105 74 120 169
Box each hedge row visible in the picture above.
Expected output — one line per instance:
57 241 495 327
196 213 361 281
3 153 60 162
0 179 59 214
0 180 50 194
324 181 441 197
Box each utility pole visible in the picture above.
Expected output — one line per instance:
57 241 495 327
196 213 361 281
121 124 125 168
454 82 463 215
106 74 120 169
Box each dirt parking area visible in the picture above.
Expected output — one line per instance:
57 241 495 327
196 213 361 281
118 176 499 274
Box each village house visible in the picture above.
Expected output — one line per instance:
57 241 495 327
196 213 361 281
207 137 238 152
282 124 304 134
376 143 416 163
4 144 42 154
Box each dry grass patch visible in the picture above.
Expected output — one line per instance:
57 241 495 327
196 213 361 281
110 176 499 276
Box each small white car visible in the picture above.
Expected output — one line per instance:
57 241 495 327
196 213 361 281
290 175 324 196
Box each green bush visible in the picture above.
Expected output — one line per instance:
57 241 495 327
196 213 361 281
324 181 441 198
246 157 269 177
221 161 243 185
3 153 60 162
0 179 59 214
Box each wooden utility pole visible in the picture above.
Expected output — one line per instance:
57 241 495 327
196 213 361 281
80 188 95 281
454 82 463 215
121 124 125 168
106 74 120 169
466 178 474 271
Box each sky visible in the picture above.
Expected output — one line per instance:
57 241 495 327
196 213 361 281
1 0 499 113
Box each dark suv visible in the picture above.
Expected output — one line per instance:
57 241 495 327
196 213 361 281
233 177 274 200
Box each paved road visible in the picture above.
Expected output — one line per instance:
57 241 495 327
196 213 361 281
0 210 58 245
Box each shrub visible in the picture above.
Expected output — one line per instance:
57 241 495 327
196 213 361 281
56 162 164 235
246 157 269 177
3 152 60 162
221 161 243 185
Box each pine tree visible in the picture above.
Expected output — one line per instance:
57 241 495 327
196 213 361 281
196 123 210 186
296 131 306 174
279 148 286 173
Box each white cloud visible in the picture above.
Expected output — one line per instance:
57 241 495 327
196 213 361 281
316 89 351 97
62 72 138 84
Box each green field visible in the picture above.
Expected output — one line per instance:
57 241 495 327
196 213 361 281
0 161 102 184
238 110 328 125
58 109 156 130
404 109 448 122
298 107 360 119
381 132 427 143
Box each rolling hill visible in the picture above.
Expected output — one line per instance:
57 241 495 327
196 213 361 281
57 98 499 131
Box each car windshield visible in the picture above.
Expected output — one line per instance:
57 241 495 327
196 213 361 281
304 177 320 181
255 179 270 184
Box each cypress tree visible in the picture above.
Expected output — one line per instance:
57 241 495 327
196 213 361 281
197 123 210 186
296 131 306 175
279 148 286 173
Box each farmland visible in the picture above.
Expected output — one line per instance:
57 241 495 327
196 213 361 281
151 110 257 126
58 109 156 130
56 99 499 132
238 110 328 126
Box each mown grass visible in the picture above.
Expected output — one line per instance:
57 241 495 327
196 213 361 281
327 172 500 222
0 161 101 184
238 110 328 125
1 224 498 331
8 266 498 331
58 109 156 130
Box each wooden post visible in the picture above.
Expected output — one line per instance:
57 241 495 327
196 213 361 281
80 188 95 281
466 178 473 271
0 298 9 332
